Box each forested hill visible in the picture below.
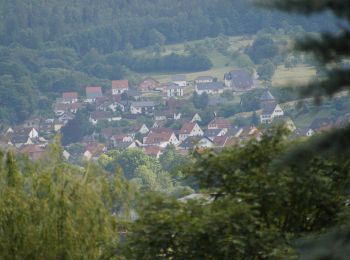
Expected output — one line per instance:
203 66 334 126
0 0 335 125
0 0 334 53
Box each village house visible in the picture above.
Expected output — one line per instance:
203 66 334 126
143 128 179 148
89 111 121 125
68 103 82 114
208 117 231 130
154 110 182 121
195 82 224 95
259 90 284 124
14 127 39 139
114 141 140 150
9 135 33 148
144 146 163 158
260 103 284 124
22 117 41 129
83 143 106 161
212 135 231 148
126 89 142 100
179 122 204 142
38 121 55 136
224 69 253 91
4 127 14 135
305 117 334 137
96 96 125 112
138 77 160 92
86 86 103 103
132 124 150 135
54 103 68 116
62 92 79 104
110 134 135 148
100 127 117 141
194 76 214 84
226 126 243 138
167 83 184 97
112 80 129 95
260 89 276 106
53 102 81 116
204 128 227 141
189 113 202 123
237 126 262 142
19 144 45 161
130 101 156 115
178 136 214 150
57 112 75 125
152 120 167 129
171 74 187 87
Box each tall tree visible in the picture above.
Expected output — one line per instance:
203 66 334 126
0 144 127 258
255 0 350 257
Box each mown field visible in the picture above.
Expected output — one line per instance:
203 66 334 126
272 65 316 87
135 36 316 86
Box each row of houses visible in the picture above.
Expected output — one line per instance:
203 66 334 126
56 68 256 106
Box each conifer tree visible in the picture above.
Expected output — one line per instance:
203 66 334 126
255 0 350 161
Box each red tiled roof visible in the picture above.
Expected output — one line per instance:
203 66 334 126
86 86 102 93
62 92 78 99
144 146 162 157
145 131 174 144
20 144 44 154
149 127 173 134
213 136 228 147
180 122 196 134
224 137 239 147
112 80 129 89
85 143 105 156
95 96 110 106
140 77 159 84
208 117 231 128
112 134 132 142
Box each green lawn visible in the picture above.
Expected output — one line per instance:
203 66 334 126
272 65 316 88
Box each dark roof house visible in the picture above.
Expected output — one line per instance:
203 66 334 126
224 69 253 91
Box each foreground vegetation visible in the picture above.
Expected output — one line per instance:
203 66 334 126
1 128 349 258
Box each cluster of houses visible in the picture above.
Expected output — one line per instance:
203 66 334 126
259 90 285 124
0 69 347 162
86 112 264 159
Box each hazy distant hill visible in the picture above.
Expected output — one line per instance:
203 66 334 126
0 0 335 54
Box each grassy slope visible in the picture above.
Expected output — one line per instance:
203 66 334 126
134 36 316 86
272 65 316 87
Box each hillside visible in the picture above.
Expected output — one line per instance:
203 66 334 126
0 0 334 125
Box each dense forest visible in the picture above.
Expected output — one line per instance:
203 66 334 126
0 0 335 124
